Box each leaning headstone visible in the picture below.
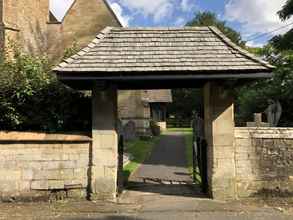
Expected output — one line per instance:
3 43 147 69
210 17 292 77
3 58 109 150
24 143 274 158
265 99 282 127
123 120 136 141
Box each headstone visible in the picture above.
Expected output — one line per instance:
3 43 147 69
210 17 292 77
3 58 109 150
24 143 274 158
246 113 270 127
123 120 136 141
264 99 282 127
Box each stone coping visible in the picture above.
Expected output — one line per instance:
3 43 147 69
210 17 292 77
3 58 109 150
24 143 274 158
235 127 293 139
0 131 92 142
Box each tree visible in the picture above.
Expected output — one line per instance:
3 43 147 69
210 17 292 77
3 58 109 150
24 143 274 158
271 0 293 50
167 89 203 120
270 30 293 51
186 11 245 46
278 0 293 21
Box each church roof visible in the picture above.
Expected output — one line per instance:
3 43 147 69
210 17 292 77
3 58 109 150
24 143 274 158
54 26 274 75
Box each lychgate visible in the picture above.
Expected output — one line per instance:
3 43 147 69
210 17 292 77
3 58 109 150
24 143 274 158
54 26 273 200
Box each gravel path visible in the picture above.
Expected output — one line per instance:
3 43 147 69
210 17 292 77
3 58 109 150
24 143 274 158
129 132 193 184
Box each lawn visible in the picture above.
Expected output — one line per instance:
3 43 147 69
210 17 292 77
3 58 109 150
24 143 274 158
123 136 160 182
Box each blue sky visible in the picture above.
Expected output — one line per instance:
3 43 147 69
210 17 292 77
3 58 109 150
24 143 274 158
50 0 293 47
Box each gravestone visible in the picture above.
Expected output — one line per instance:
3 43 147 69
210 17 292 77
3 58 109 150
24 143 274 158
265 99 282 127
246 113 270 127
123 120 136 141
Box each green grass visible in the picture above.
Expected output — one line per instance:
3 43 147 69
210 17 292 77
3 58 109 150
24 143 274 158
123 137 160 182
184 131 194 174
167 127 192 132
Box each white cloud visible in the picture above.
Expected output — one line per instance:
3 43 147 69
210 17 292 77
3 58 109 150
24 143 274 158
110 2 131 27
181 0 194 12
246 40 265 48
174 17 186 26
118 0 176 23
50 0 74 22
224 0 293 39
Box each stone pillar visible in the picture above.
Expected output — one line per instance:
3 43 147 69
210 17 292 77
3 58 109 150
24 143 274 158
91 84 118 200
204 82 236 200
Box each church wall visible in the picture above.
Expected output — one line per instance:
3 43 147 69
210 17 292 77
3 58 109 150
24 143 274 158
2 0 49 55
47 0 121 61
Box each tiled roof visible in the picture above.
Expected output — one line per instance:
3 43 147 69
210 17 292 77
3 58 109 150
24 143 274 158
144 90 173 103
54 26 274 73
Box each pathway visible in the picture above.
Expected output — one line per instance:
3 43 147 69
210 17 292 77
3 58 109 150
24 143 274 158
130 132 192 184
127 131 201 197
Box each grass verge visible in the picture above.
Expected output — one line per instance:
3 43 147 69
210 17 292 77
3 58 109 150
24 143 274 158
123 136 160 182
167 127 192 132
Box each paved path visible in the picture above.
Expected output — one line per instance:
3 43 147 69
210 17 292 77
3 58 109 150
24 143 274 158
129 132 193 184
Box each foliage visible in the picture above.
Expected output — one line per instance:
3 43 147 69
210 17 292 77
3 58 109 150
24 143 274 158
236 48 293 126
0 47 91 132
278 0 293 21
63 40 80 60
186 11 245 47
167 89 203 120
270 29 293 51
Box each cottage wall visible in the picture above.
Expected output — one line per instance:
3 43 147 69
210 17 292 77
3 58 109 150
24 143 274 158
0 132 91 201
234 127 293 198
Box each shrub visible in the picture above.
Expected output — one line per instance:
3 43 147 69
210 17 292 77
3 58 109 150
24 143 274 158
0 47 91 132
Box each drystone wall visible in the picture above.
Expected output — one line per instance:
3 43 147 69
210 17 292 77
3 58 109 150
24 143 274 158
235 127 293 198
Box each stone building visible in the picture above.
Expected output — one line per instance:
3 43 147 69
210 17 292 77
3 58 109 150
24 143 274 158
0 0 172 132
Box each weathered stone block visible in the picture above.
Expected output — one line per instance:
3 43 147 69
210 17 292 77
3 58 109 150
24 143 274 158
74 168 87 179
0 170 21 181
94 149 117 167
48 180 65 189
0 181 19 192
31 180 48 190
22 169 34 180
18 181 30 192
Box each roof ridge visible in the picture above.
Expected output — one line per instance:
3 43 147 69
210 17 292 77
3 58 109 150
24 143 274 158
208 26 274 69
54 26 113 71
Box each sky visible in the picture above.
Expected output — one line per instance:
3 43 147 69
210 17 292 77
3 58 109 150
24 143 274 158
50 0 293 47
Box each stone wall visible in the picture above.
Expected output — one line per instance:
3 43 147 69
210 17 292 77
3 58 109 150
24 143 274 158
235 127 293 198
0 132 91 201
2 0 49 55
